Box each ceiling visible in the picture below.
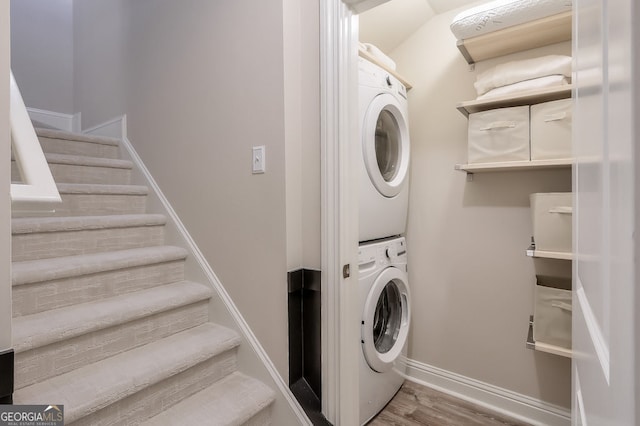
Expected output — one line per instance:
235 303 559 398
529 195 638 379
359 0 487 53
427 0 483 14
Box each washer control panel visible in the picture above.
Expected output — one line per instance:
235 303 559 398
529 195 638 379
358 237 407 270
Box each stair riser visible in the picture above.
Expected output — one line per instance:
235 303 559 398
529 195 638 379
15 301 210 389
13 260 186 316
13 193 148 218
12 225 165 262
49 163 131 185
70 349 238 426
39 137 119 159
11 161 132 185
244 407 273 426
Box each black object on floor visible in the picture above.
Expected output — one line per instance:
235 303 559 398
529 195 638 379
0 349 14 404
290 378 332 426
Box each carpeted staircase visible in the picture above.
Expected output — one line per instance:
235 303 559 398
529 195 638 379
10 128 275 425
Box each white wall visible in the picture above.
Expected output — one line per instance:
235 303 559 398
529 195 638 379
73 0 127 128
0 0 12 352
284 0 321 272
300 1 321 270
391 9 572 408
74 0 297 380
10 0 74 114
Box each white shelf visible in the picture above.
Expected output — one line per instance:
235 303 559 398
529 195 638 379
526 248 572 261
456 85 573 117
455 158 572 173
456 11 572 64
526 316 572 358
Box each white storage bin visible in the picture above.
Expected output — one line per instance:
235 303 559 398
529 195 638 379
531 99 572 160
534 276 572 349
468 106 530 164
530 192 572 253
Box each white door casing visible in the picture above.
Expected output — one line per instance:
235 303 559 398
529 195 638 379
320 1 360 425
572 0 637 425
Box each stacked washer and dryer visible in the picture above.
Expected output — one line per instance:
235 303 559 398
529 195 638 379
357 56 412 424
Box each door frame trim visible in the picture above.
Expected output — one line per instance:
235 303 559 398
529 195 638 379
320 1 360 424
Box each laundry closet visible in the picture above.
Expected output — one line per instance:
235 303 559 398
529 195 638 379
356 0 574 423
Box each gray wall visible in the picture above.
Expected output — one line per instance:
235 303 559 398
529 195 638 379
1 0 11 352
73 0 314 380
390 9 572 407
284 0 321 272
73 0 127 127
9 0 321 381
10 0 74 114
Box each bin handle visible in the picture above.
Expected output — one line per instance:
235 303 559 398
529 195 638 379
548 206 573 214
552 301 573 312
480 121 516 131
544 112 569 122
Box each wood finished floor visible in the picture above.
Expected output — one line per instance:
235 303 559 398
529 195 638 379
369 381 532 426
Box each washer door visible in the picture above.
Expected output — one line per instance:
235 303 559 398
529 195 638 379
362 266 411 373
362 93 410 198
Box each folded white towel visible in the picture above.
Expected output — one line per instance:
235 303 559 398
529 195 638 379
477 75 570 100
450 0 572 41
359 42 396 71
474 55 572 96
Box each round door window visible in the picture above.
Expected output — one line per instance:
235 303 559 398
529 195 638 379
363 93 410 198
362 267 410 373
375 110 401 183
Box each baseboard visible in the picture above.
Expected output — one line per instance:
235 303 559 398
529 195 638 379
83 115 312 426
405 358 571 426
82 115 125 138
26 108 81 133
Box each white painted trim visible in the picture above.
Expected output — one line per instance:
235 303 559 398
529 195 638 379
405 358 571 426
575 282 610 384
26 107 80 133
84 115 312 426
81 115 125 138
0 0 11 352
10 72 61 211
320 1 360 425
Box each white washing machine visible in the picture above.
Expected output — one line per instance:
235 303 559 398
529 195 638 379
358 236 411 424
358 57 411 243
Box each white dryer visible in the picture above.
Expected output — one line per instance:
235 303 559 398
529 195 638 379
358 236 411 425
358 57 411 243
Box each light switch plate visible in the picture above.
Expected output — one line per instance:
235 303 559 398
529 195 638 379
252 146 265 174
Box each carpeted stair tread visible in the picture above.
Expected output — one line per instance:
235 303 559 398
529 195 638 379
12 246 188 286
12 280 213 353
35 128 120 146
57 182 148 195
141 371 275 426
12 214 166 234
13 323 242 424
43 152 133 169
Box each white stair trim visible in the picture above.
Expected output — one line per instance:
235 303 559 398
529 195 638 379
27 107 81 133
405 357 571 426
84 115 312 426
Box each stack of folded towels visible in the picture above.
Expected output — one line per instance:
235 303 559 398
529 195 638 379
359 42 396 71
474 54 572 100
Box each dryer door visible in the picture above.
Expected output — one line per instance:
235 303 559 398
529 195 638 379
362 266 411 373
362 93 410 198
